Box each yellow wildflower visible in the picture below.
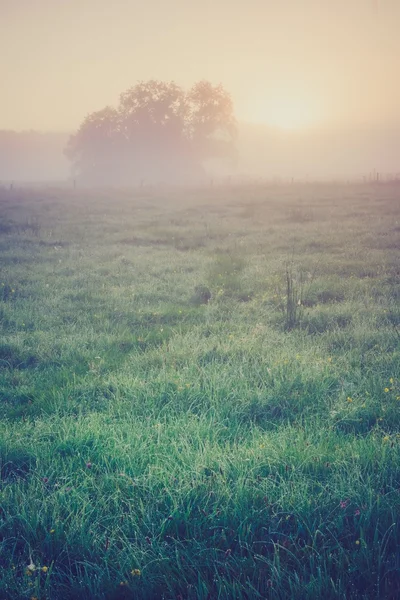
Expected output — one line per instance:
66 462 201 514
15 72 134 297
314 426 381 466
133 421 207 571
383 436 390 443
347 397 353 403
131 569 141 576
384 388 389 393
41 565 48 573
355 540 360 545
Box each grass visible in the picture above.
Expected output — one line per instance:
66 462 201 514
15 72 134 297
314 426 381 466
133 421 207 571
0 182 399 599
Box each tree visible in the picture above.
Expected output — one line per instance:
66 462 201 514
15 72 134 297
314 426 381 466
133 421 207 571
65 106 121 184
118 80 193 183
65 80 237 184
187 80 237 161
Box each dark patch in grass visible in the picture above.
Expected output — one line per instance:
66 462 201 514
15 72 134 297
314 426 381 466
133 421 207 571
303 289 345 307
0 447 37 480
0 388 35 406
0 220 13 234
119 233 207 250
307 240 331 252
4 402 41 420
1 255 34 265
39 239 70 247
198 349 231 366
0 217 40 236
316 289 345 304
376 238 400 250
331 263 378 279
286 207 316 223
111 340 136 354
303 312 352 334
190 284 212 305
0 344 40 369
175 238 206 251
120 235 163 246
0 284 18 302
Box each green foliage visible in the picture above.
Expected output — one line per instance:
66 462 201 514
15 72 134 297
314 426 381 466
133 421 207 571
0 183 399 599
206 252 252 302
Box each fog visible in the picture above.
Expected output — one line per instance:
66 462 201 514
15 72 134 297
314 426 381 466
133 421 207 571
1 0 399 183
0 132 69 183
1 125 398 185
237 124 400 181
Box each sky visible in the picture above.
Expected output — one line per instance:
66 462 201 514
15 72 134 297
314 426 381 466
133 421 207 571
1 0 399 133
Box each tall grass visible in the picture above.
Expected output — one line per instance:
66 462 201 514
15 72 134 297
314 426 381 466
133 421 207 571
0 183 399 599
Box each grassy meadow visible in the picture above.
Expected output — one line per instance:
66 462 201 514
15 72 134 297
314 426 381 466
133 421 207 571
0 182 399 599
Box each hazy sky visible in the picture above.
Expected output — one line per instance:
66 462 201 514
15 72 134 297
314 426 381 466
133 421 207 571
1 0 399 132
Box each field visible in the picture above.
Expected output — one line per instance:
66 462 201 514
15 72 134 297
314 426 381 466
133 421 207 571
0 183 399 600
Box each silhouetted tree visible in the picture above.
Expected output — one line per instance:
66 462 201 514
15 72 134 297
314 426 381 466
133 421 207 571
188 80 237 161
118 80 192 183
64 107 121 184
65 80 237 184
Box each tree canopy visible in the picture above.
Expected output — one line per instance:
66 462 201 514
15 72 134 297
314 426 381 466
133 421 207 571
65 80 237 185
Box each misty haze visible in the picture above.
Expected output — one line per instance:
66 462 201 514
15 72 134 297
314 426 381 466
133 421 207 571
1 1 399 599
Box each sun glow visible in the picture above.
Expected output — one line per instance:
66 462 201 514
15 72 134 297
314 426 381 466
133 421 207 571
248 96 322 131
266 102 319 131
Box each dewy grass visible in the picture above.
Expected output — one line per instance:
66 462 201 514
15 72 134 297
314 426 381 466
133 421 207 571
0 183 399 599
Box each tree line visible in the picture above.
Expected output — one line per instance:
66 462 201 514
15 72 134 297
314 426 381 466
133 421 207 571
65 80 237 185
